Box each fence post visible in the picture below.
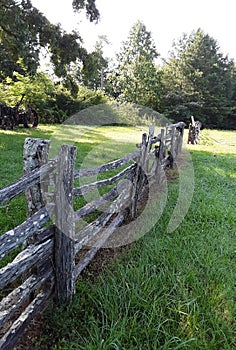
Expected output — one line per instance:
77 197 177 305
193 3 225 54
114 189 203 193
159 128 165 163
170 126 176 159
130 133 147 219
144 125 155 172
54 145 77 303
23 138 50 217
177 127 184 155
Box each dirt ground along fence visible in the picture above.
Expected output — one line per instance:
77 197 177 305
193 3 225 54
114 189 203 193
0 122 185 350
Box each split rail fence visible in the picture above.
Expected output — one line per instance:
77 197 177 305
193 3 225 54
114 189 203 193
0 122 185 350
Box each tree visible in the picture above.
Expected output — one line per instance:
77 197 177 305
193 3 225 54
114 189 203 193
81 35 109 90
0 69 108 123
72 0 99 22
161 29 235 128
0 0 99 80
107 20 162 110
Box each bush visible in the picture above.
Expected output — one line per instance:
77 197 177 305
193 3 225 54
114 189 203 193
0 71 108 124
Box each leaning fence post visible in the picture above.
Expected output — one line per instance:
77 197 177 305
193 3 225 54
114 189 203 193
23 138 50 217
54 145 77 303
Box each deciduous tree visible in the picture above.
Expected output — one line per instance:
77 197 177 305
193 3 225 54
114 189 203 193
0 0 99 80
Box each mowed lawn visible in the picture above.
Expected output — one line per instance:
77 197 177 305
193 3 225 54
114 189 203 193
0 126 235 349
0 124 146 236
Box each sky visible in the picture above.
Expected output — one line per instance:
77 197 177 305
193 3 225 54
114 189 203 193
31 0 236 61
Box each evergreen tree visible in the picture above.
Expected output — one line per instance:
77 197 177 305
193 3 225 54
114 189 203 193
81 35 109 90
162 29 234 128
227 66 236 129
107 20 161 110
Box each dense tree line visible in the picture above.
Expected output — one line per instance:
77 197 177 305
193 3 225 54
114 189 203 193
106 25 236 129
161 29 236 128
0 0 235 129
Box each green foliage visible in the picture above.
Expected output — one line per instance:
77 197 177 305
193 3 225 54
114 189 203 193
1 1 236 130
72 0 100 22
161 29 235 128
0 71 108 123
0 0 99 80
0 0 39 78
106 21 162 110
76 85 108 111
0 69 54 106
81 36 109 90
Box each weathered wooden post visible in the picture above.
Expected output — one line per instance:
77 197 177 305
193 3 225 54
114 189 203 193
23 138 51 255
23 138 50 216
153 128 165 184
159 128 165 163
170 125 176 159
130 133 147 219
177 123 185 155
54 145 77 303
130 125 154 219
188 115 200 144
144 125 155 173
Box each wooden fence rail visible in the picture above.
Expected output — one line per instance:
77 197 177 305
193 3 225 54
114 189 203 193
0 122 185 350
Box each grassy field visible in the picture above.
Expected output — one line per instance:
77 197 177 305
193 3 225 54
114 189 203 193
0 124 146 236
0 126 236 349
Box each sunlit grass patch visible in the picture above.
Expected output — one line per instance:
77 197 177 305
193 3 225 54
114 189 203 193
184 128 236 155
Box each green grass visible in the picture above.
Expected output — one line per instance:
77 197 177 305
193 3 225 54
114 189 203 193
0 124 146 234
1 126 235 349
43 129 235 350
0 126 55 235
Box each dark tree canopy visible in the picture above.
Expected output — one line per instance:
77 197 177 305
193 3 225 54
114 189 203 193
72 0 100 22
0 0 99 80
162 29 235 128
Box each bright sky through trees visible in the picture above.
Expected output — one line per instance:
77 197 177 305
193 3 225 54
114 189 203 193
31 0 236 61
